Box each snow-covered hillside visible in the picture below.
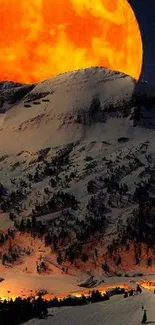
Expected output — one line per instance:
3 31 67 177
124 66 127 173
0 66 155 301
0 66 142 153
0 66 154 154
23 290 155 325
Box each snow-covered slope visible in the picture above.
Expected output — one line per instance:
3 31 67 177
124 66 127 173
0 66 154 154
23 290 155 325
0 66 139 153
0 66 155 300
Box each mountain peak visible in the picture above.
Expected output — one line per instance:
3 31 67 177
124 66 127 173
0 66 154 153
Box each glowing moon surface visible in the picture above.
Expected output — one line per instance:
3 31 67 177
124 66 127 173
0 0 143 83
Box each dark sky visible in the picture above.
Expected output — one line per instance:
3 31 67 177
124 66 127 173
128 0 155 85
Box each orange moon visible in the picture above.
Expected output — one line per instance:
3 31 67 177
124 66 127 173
0 0 142 83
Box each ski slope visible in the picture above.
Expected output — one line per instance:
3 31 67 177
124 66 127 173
23 290 155 325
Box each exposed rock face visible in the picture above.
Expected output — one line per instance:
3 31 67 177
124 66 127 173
0 81 35 112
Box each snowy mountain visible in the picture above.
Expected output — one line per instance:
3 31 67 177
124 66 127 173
0 66 155 300
0 66 155 154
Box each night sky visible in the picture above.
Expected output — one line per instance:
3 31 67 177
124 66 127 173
129 0 155 85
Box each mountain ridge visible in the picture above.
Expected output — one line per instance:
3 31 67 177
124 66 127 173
0 66 155 299
0 66 155 154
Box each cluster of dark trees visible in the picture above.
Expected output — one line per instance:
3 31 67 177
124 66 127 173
0 228 15 246
87 177 128 197
104 198 155 268
0 143 77 218
2 249 20 266
8 207 105 269
47 289 110 308
14 201 107 265
133 166 155 204
31 143 75 183
5 137 155 271
0 183 7 196
124 285 142 298
49 287 124 306
85 160 97 172
64 242 86 264
122 198 155 247
14 214 46 237
0 286 127 325
31 191 79 217
37 147 51 162
36 260 47 273
133 181 150 203
0 296 48 325
107 180 128 196
0 188 26 214
87 180 98 194
107 238 154 269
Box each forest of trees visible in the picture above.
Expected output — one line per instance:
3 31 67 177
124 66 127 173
0 287 128 325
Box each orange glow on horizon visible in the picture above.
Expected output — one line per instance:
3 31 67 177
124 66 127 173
0 0 142 83
140 280 155 291
0 283 132 302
